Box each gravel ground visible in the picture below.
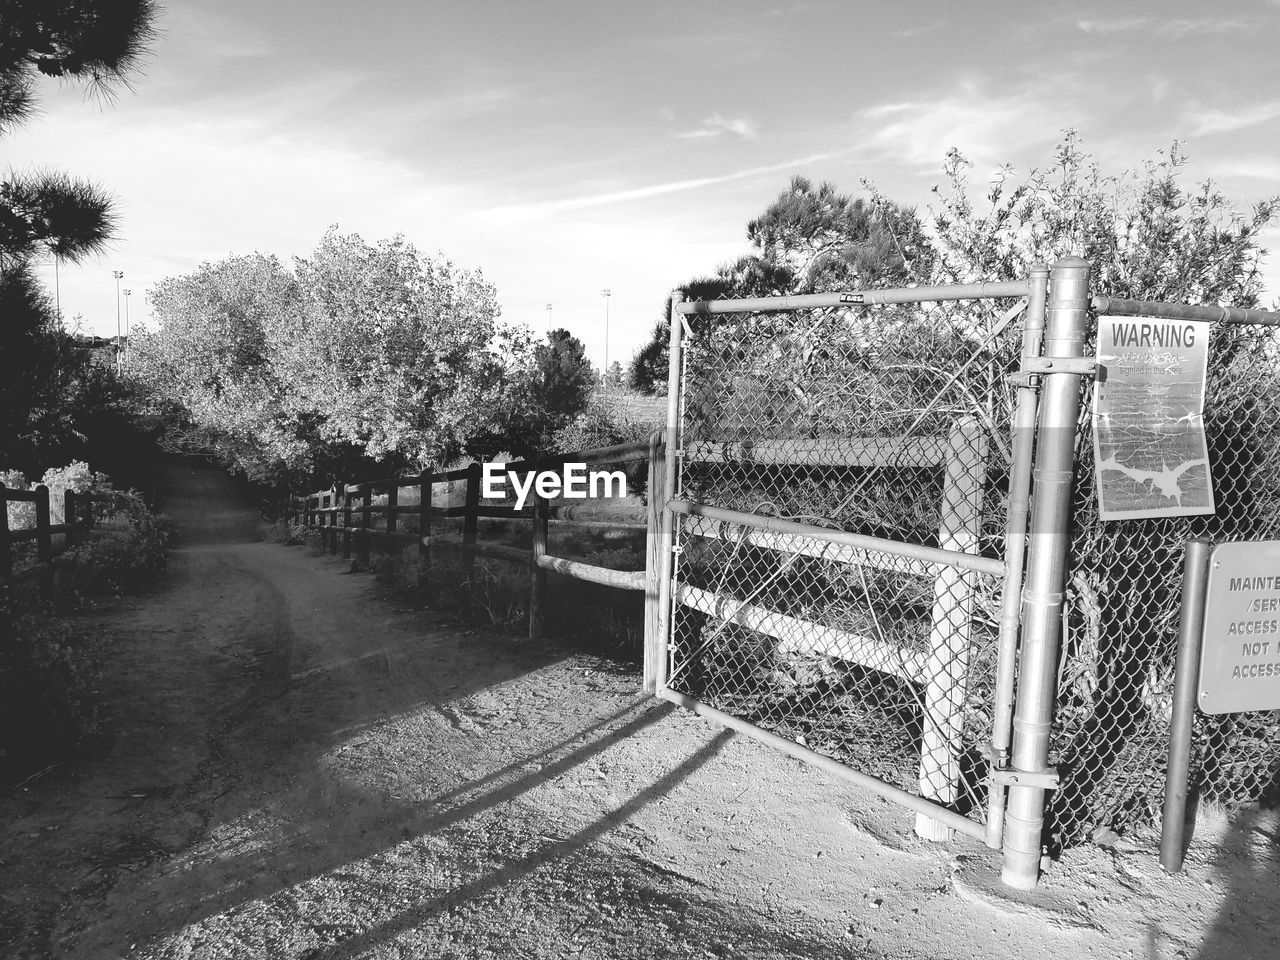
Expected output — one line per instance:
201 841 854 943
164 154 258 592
1 461 1277 960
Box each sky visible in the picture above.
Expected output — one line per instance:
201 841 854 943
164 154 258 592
8 0 1280 369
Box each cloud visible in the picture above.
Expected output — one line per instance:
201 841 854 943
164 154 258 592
480 150 847 222
1187 101 1280 137
855 81 1060 171
678 114 759 141
1077 17 1248 38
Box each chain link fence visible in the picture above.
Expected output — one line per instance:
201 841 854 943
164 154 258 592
1049 318 1280 848
666 296 1027 832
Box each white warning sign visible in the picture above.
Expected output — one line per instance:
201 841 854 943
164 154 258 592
1092 317 1215 520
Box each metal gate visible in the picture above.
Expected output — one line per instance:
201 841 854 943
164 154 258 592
643 263 1084 873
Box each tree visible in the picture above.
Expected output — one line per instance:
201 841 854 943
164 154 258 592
0 1 159 473
131 229 514 482
927 133 1276 304
466 327 595 459
128 253 316 480
1 1 157 268
626 177 930 393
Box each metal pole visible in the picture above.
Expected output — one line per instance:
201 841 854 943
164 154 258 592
654 292 684 691
112 269 124 370
1161 538 1212 874
987 264 1050 849
122 289 131 366
676 279 1033 315
1001 256 1091 890
602 288 612 392
643 430 666 693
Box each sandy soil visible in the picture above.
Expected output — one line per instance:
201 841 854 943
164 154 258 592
1 461 1278 959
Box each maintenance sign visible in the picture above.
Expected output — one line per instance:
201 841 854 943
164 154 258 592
1093 317 1215 520
1200 541 1280 714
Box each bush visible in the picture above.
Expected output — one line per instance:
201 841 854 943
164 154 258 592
0 605 106 781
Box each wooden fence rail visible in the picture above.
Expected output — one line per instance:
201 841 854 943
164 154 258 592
290 436 663 677
0 482 102 587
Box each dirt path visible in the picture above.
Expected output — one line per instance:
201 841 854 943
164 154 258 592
2 461 1279 959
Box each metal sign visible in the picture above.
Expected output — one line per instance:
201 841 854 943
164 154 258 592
1093 316 1215 520
1199 541 1280 714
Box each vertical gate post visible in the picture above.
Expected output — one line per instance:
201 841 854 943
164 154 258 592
654 292 685 692
916 418 988 840
463 462 481 613
1161 538 1212 874
642 430 666 692
987 264 1051 849
418 469 432 602
529 460 547 641
1001 256 1091 889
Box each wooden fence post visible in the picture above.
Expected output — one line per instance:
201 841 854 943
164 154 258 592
529 460 547 641
463 462 481 614
34 485 52 564
916 417 989 841
386 480 399 537
65 490 79 548
0 482 12 586
642 432 666 693
418 469 431 603
360 482 372 565
342 483 354 559
332 486 340 555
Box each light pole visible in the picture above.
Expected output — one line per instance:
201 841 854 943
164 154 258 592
122 289 132 365
601 288 612 391
546 303 553 335
112 269 124 369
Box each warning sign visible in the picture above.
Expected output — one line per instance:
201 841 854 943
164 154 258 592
1092 317 1215 520
1200 541 1280 714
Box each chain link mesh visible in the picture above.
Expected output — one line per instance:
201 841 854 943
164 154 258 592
668 300 1022 825
1049 320 1280 848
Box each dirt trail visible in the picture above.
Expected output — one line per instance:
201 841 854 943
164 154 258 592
2 461 1278 959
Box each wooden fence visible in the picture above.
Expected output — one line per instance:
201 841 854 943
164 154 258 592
0 482 99 586
291 435 668 688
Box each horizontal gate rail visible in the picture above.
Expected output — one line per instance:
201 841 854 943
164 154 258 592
676 279 1032 315
675 583 926 683
683 437 948 468
668 500 1004 577
680 514 939 579
1090 296 1280 326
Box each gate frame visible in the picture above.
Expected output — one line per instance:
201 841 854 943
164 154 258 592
644 275 1056 851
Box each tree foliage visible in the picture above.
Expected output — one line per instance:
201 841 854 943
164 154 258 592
131 229 513 482
928 132 1276 305
465 327 595 460
0 0 159 477
627 177 931 392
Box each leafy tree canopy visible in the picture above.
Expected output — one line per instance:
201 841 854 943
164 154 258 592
131 229 513 483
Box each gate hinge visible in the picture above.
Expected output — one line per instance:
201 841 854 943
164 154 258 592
1024 356 1098 377
988 766 1061 791
1008 356 1097 389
